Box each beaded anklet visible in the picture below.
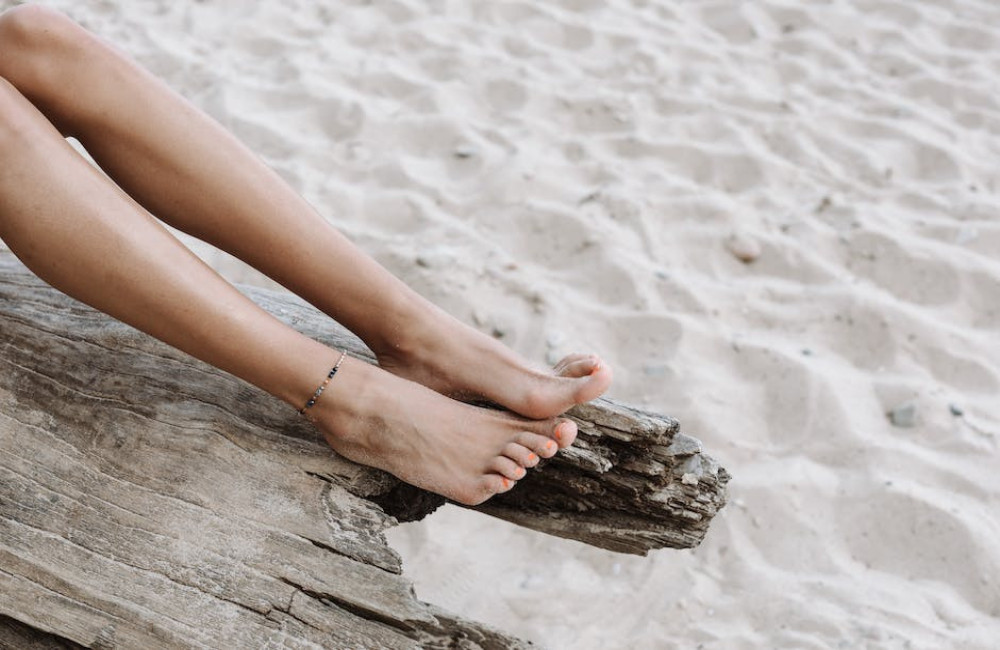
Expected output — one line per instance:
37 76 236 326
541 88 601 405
298 350 347 418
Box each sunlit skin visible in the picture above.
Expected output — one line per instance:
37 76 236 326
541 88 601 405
0 6 611 505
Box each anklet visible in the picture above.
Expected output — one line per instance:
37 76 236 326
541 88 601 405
298 350 348 418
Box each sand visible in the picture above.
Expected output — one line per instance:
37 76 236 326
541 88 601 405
5 0 999 647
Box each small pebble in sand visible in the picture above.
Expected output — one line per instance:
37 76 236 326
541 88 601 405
452 144 477 159
415 247 455 268
887 401 918 428
726 232 762 263
949 403 964 417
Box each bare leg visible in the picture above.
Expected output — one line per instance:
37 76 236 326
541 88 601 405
0 74 573 506
0 5 612 420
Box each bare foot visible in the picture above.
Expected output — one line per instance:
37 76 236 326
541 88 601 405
372 302 613 420
308 356 577 505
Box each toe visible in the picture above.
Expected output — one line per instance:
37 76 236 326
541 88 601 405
500 477 517 494
491 456 527 481
553 353 595 375
455 475 513 505
572 359 613 404
557 358 600 378
552 419 578 449
515 431 559 459
520 355 613 419
490 473 516 495
504 442 540 468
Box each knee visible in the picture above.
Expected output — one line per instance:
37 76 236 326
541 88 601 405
0 5 86 79
0 4 76 47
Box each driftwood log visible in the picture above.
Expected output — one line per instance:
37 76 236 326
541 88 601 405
0 251 729 648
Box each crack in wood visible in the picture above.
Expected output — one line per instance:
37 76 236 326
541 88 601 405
275 576 416 635
0 613 87 649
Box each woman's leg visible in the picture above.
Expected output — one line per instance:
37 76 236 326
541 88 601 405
0 74 574 506
0 5 611 419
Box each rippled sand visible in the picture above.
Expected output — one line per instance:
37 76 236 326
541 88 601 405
12 1 1000 648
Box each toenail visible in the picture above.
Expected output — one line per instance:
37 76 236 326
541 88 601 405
554 428 562 441
546 440 555 450
528 453 536 461
501 477 510 488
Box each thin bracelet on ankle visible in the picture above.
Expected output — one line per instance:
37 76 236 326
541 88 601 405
298 349 348 418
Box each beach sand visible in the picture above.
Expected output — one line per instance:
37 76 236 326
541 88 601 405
5 0 999 647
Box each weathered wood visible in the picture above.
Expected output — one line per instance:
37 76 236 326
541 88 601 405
0 251 728 647
480 399 729 554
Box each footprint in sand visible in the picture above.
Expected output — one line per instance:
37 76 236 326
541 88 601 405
482 78 529 114
821 298 899 372
921 344 1000 395
840 489 998 614
964 270 1000 330
941 22 997 52
697 2 758 44
853 0 923 28
845 230 961 306
727 344 851 449
903 76 1000 114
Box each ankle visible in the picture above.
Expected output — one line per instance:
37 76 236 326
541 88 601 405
365 294 449 363
276 340 349 413
306 356 380 441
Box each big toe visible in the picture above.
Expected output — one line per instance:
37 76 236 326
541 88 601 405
553 353 598 377
527 418 578 450
552 419 578 449
570 358 613 405
520 357 612 419
553 353 612 393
